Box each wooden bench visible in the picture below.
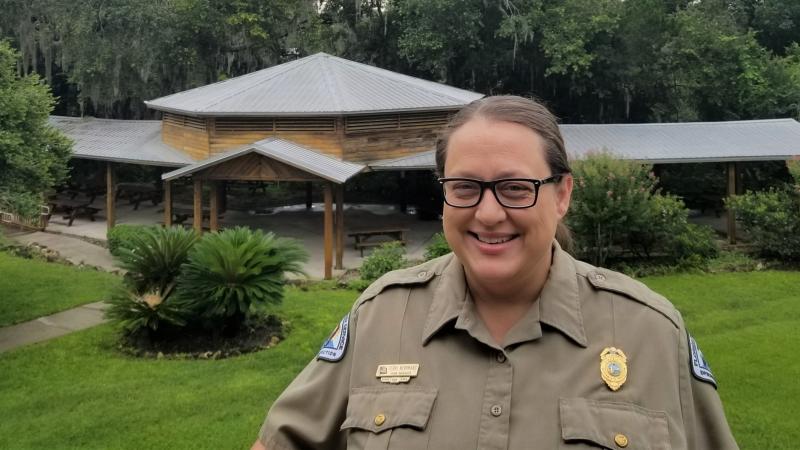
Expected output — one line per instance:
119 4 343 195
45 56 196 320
348 227 409 256
48 199 101 226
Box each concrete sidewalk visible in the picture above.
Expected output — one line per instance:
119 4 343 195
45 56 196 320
0 302 108 353
6 230 117 272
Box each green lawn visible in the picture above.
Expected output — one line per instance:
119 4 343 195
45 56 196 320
0 285 356 450
0 271 798 449
0 252 120 326
643 271 800 449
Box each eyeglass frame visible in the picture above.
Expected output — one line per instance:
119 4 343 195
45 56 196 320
437 174 566 209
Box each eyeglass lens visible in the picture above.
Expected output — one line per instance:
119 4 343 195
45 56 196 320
442 180 538 208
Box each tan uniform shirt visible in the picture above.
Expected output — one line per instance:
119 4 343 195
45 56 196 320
259 243 738 449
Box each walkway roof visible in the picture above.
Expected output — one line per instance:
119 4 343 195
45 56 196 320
48 116 195 167
145 53 483 117
161 137 366 184
369 118 800 170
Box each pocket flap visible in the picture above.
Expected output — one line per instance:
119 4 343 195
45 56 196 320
342 386 438 433
560 398 670 450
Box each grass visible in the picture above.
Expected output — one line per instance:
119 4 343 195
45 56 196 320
643 271 800 449
0 270 797 448
0 252 120 326
0 286 356 449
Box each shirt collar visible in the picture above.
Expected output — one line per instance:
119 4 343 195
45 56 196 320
421 242 587 348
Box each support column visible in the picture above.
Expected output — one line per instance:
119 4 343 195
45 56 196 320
193 178 203 234
323 183 333 279
335 184 344 270
726 162 737 244
209 181 219 232
306 182 313 210
399 171 407 213
164 180 172 227
105 163 115 230
217 181 227 213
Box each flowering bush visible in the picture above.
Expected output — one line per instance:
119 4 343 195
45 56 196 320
568 151 718 267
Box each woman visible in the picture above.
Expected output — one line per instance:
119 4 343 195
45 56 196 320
253 96 738 449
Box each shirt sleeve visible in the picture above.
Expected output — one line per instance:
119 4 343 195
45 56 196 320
258 310 357 450
679 330 739 450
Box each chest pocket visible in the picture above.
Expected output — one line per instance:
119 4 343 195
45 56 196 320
341 386 437 450
559 398 671 450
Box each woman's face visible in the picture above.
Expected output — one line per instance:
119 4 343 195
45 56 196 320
442 117 573 287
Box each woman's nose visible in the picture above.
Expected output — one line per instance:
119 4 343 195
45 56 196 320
474 188 507 225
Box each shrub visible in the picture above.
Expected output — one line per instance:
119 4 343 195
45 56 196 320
115 226 199 293
106 285 187 333
107 226 199 334
727 187 800 260
107 224 157 257
424 232 451 260
175 227 307 333
360 241 407 281
568 151 718 267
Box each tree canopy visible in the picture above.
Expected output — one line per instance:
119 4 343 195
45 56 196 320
1 0 800 123
0 40 71 217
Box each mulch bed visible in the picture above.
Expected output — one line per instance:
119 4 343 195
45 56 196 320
117 315 286 360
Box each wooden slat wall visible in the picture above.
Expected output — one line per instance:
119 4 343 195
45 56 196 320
200 153 322 182
209 117 343 158
342 128 440 163
162 121 210 160
161 112 452 163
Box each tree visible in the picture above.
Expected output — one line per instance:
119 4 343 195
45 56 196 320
0 40 71 217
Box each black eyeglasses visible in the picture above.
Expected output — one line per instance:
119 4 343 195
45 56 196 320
438 174 565 208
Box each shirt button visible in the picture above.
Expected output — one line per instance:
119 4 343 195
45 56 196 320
490 405 502 417
496 353 507 363
594 273 606 282
614 433 628 448
374 414 386 426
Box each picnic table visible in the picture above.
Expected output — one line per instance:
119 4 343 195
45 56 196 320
170 207 224 225
348 227 409 256
48 198 101 226
116 182 162 210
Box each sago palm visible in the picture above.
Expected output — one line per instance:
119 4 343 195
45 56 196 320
175 227 307 331
115 225 199 293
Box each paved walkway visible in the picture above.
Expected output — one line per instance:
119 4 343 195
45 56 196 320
6 230 117 271
0 302 108 353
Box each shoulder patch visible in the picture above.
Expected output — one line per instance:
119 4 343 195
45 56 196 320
689 334 717 389
317 313 350 362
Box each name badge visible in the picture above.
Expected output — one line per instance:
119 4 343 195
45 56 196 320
376 364 419 383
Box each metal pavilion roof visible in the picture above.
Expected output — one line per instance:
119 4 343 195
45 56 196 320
161 137 366 184
144 53 483 117
49 116 195 167
561 118 800 163
368 118 800 170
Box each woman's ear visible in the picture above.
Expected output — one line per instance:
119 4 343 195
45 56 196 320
555 174 573 219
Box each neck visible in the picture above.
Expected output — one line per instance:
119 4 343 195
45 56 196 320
465 251 552 345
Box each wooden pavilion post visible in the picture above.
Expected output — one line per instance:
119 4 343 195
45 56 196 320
105 162 116 230
209 181 219 232
399 170 407 213
726 162 737 244
323 183 334 279
163 180 172 227
193 178 203 234
305 182 313 210
335 184 344 270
